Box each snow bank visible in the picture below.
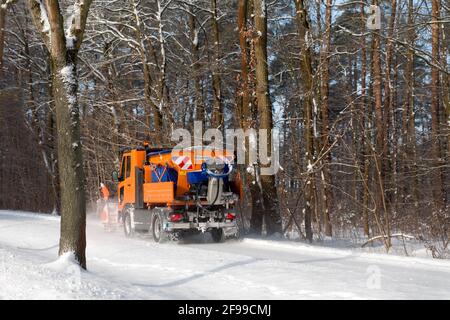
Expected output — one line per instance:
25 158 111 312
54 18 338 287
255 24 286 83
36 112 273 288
0 210 60 221
45 252 80 272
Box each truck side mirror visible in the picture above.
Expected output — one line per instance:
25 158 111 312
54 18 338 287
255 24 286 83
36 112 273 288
112 170 119 183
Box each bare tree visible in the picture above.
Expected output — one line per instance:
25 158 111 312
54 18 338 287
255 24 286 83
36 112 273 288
28 0 93 269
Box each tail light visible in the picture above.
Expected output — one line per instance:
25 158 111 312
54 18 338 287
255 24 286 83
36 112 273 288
226 213 236 220
169 213 184 222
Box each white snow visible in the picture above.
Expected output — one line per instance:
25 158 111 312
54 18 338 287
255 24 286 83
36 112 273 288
60 65 76 85
0 210 450 299
66 36 76 50
59 65 77 107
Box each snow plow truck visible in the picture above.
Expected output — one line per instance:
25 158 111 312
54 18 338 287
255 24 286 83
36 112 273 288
110 144 243 243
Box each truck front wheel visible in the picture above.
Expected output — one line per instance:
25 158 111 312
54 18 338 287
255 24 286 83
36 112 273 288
123 211 135 238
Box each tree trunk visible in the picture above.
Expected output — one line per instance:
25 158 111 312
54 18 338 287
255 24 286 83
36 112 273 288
371 0 390 249
52 58 86 268
210 0 223 129
143 60 163 142
238 0 267 236
402 0 419 224
28 0 93 269
442 3 450 163
188 8 204 125
431 0 444 211
253 0 282 236
360 2 370 237
155 0 174 134
0 1 7 77
238 0 250 127
383 0 397 212
319 0 332 237
295 0 314 242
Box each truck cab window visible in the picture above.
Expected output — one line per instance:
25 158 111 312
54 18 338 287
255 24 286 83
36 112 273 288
119 156 126 181
126 156 131 178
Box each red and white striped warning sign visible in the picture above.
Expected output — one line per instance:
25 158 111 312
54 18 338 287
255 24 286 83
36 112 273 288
172 156 193 170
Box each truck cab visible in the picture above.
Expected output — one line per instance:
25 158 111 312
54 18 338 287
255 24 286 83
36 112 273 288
117 149 146 212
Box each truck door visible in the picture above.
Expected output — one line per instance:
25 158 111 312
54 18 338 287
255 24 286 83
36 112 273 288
118 153 132 210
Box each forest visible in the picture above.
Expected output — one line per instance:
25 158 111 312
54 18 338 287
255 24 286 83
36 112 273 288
0 0 449 259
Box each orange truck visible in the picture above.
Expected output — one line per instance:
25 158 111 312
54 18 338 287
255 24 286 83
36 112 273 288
111 144 243 242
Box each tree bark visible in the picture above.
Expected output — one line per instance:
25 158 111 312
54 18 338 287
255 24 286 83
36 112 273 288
253 0 282 236
319 0 332 237
360 2 370 237
210 0 223 129
155 0 174 134
238 0 250 126
188 7 204 126
28 0 93 269
0 0 9 77
383 0 397 211
402 0 419 223
430 0 444 211
442 3 450 162
371 0 390 248
295 0 314 242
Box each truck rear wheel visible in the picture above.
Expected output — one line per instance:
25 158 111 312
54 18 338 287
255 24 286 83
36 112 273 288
152 211 168 243
211 228 225 243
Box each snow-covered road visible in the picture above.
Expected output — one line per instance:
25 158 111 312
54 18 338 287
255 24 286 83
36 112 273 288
1 210 449 299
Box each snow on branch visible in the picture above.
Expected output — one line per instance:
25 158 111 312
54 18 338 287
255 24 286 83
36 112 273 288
28 0 52 47
38 1 50 33
361 234 417 248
